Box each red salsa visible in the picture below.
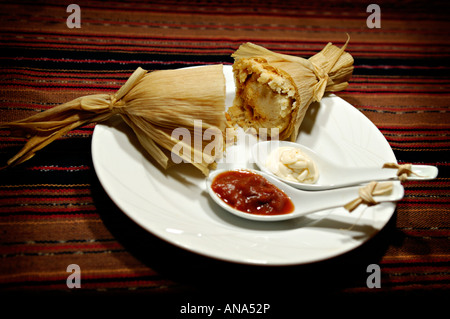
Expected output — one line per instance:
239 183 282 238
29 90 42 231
211 170 294 216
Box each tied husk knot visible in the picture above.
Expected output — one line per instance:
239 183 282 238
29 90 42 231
344 181 394 212
382 162 421 181
79 94 124 113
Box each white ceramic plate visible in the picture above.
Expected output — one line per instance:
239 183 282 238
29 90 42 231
91 65 398 266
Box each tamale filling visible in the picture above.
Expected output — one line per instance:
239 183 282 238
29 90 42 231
231 59 298 138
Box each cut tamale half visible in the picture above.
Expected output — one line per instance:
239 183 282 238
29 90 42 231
228 37 354 141
0 65 227 175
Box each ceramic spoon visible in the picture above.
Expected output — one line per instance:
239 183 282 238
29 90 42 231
252 141 438 190
206 168 404 222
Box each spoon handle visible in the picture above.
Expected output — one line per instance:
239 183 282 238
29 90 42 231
405 164 439 180
336 164 438 186
335 167 396 185
292 182 404 216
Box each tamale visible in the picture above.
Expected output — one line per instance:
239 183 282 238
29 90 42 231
0 65 227 175
228 37 354 141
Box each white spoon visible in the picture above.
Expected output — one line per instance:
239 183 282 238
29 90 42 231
206 168 404 222
252 141 438 190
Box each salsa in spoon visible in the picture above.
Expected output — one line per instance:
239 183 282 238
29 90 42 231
206 168 404 222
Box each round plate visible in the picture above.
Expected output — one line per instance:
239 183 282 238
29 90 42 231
91 65 397 266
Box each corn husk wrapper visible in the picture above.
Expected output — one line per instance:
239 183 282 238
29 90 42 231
0 65 227 175
228 37 354 141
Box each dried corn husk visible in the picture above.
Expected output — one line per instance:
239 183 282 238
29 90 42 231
0 65 227 175
228 37 354 141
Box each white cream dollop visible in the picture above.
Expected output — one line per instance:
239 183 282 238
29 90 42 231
265 146 319 184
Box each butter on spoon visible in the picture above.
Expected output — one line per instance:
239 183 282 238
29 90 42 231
252 141 438 191
265 145 319 184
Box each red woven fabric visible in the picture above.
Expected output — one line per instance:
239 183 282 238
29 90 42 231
0 0 448 310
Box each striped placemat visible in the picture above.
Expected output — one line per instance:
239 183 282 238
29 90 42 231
0 0 448 306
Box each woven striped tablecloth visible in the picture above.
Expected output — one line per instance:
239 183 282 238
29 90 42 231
0 0 448 311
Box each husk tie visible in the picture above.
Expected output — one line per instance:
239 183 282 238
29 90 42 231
344 181 394 212
382 162 419 181
0 67 146 167
309 35 352 102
